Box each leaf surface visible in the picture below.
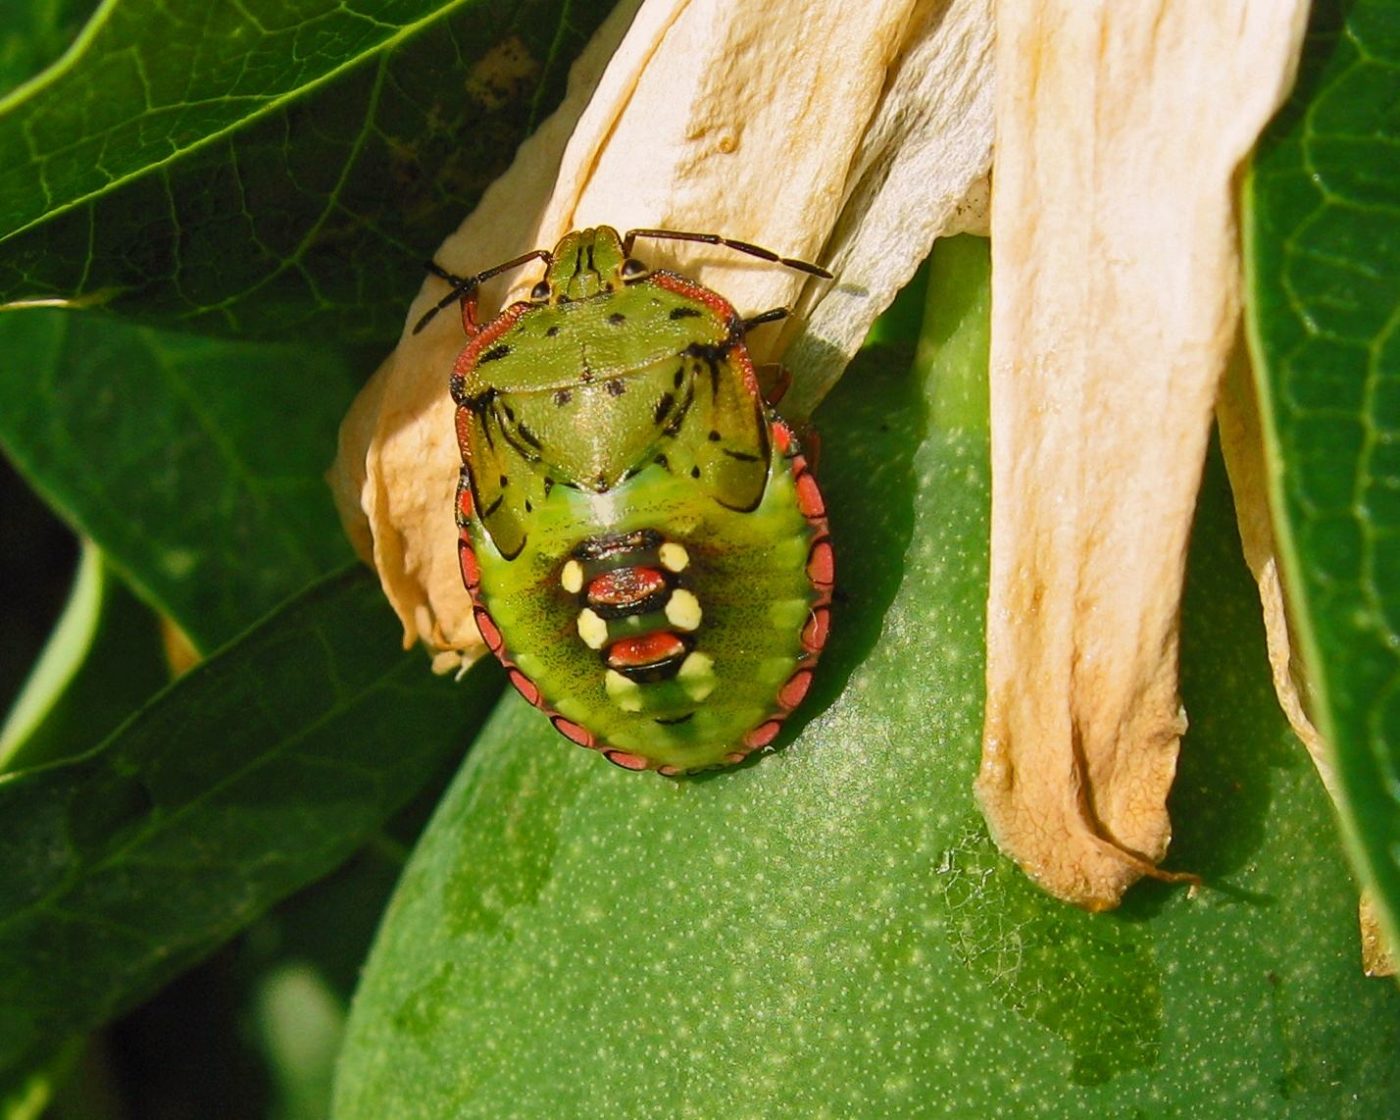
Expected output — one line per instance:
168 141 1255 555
335 239 1400 1117
1245 0 1400 946
0 0 616 341
0 0 98 97
0 310 357 651
0 566 502 1079
0 541 167 771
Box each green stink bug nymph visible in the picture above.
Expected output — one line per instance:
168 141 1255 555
431 226 832 774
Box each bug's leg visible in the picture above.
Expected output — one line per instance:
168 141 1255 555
769 401 823 471
745 309 816 456
459 286 483 337
754 363 792 407
745 308 796 406
413 247 552 335
414 262 478 335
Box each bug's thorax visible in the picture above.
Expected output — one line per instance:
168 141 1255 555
491 364 692 491
454 264 771 546
459 280 733 394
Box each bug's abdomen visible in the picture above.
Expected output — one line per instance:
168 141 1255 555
461 424 830 774
560 528 714 722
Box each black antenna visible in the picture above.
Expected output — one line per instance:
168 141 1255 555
412 248 553 335
622 228 831 279
742 307 791 332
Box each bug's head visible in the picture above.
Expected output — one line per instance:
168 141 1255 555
543 227 641 304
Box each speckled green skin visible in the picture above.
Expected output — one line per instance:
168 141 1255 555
451 227 829 772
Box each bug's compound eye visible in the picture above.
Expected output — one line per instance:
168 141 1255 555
529 281 551 301
620 258 650 281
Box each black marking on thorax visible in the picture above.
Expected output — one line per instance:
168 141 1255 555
492 401 542 463
461 387 496 413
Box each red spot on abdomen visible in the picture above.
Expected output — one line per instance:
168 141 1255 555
778 669 813 710
606 631 688 670
474 606 503 654
587 566 668 609
744 720 783 749
794 466 826 518
801 607 831 654
458 537 481 590
508 669 541 707
806 538 834 588
603 749 652 771
551 716 595 748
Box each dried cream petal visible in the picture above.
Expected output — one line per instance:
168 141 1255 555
787 0 994 416
976 1 1309 910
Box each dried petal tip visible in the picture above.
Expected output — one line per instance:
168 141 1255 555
976 0 1308 909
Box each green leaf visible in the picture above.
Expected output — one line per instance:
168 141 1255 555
0 0 98 98
0 540 167 771
0 310 357 651
1244 0 1400 948
0 1036 83 1120
0 0 618 342
96 759 459 1119
0 458 79 716
334 237 1400 1117
245 839 420 1120
0 565 503 1081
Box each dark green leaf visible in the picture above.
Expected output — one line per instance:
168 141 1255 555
0 309 357 651
0 0 98 99
0 566 503 1081
1245 0 1400 947
95 743 460 1119
334 238 1400 1117
0 1035 83 1120
0 0 618 342
0 541 167 772
0 457 77 715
